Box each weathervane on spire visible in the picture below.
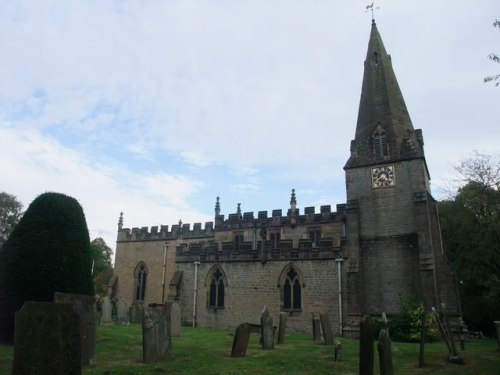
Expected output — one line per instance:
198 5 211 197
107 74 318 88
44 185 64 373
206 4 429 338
365 2 380 22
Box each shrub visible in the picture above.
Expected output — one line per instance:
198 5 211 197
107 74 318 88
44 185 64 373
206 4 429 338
0 192 94 342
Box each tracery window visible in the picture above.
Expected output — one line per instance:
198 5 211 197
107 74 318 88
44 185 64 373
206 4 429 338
281 265 302 311
208 267 225 308
134 262 148 301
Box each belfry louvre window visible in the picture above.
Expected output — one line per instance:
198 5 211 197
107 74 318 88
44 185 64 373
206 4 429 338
209 269 225 308
134 262 148 301
283 267 301 310
373 125 389 159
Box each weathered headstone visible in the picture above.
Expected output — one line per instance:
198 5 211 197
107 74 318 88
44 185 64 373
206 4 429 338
312 313 321 342
100 296 113 325
359 314 374 375
54 292 96 367
231 323 251 357
334 340 342 361
261 306 274 350
278 312 287 345
494 321 500 350
130 301 144 323
12 301 81 375
142 304 171 362
377 328 393 375
116 299 129 325
170 302 181 337
320 313 334 345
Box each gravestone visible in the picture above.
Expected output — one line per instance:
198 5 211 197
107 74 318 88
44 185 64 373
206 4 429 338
116 299 129 325
312 313 321 342
377 328 393 375
100 296 113 325
231 323 251 357
12 301 81 375
261 306 274 350
359 314 374 375
334 340 342 361
54 292 96 367
278 312 287 345
494 321 500 350
130 301 144 323
142 304 171 362
170 302 181 337
320 313 334 345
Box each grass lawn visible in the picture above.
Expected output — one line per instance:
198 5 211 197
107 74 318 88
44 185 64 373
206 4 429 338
0 324 499 374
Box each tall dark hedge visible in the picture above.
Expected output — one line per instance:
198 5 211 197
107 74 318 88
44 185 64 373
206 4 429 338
0 192 94 343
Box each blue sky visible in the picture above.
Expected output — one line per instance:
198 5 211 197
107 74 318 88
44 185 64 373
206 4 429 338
1 0 498 259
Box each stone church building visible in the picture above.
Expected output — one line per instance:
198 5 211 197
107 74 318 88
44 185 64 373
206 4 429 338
113 21 460 335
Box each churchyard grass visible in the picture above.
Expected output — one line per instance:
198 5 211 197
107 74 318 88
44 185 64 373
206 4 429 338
0 323 499 374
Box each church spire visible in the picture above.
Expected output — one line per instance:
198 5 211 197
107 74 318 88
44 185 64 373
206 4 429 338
345 21 424 169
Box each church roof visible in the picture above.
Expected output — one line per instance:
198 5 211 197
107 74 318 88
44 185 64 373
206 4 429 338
345 20 425 169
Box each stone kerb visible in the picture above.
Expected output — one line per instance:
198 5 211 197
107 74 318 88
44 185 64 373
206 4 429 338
13 301 81 375
54 292 96 367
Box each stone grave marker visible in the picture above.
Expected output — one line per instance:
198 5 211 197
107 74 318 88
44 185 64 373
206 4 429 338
359 314 374 375
334 340 342 361
130 301 144 323
377 328 393 375
231 323 251 357
320 313 334 345
170 301 181 337
100 296 113 325
116 299 130 325
142 304 171 362
277 312 287 345
261 306 274 350
54 292 96 367
12 301 81 375
312 313 321 342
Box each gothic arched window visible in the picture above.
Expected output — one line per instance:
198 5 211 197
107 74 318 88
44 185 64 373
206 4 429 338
280 265 302 311
134 262 148 301
208 266 226 308
373 124 389 159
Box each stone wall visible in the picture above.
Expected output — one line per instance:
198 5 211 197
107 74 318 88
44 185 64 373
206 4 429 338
176 259 341 334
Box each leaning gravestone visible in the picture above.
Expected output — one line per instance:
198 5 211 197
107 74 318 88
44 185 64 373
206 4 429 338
320 313 334 345
278 312 287 345
100 296 113 325
54 292 96 367
12 301 81 375
359 314 374 375
378 328 393 375
116 299 129 325
261 306 274 350
142 304 171 362
312 313 322 342
170 302 181 337
231 323 252 357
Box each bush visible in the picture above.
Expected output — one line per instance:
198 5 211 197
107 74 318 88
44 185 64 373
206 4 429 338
0 192 94 342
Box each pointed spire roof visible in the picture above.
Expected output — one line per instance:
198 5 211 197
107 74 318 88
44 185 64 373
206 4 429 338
345 20 425 169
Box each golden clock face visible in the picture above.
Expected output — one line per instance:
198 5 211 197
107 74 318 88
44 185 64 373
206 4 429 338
371 165 395 188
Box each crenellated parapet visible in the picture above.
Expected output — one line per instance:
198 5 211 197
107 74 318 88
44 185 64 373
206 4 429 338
117 222 215 242
175 238 343 263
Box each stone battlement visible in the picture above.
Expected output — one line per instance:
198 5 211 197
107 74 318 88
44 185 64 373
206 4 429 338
175 238 343 263
117 204 346 242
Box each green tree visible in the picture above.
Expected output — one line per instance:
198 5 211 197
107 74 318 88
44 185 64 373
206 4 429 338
439 153 500 335
90 237 114 296
0 192 94 342
484 19 500 86
0 192 23 247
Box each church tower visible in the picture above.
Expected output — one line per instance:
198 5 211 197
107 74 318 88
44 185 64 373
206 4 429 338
343 20 460 319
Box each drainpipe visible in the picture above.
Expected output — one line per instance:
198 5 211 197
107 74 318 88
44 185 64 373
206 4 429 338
192 261 200 327
335 258 344 336
161 241 168 303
